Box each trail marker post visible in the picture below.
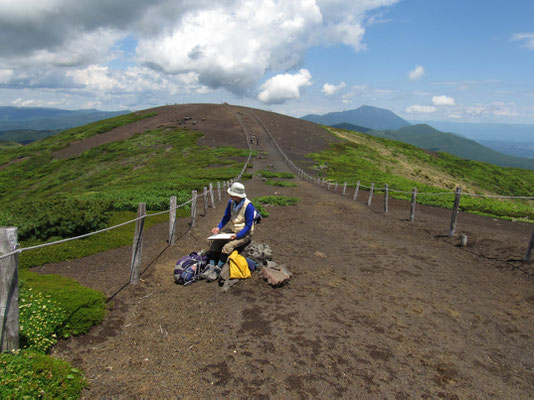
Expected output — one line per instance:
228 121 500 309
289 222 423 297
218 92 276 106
203 187 208 216
209 183 215 208
130 203 146 285
0 227 19 352
168 196 177 245
353 181 360 201
448 187 462 237
343 182 347 196
384 184 389 213
367 183 374 206
191 190 198 228
410 188 417 222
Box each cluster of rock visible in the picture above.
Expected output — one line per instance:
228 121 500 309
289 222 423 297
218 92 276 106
242 241 291 287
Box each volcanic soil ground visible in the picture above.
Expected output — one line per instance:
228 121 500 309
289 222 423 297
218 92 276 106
34 105 534 398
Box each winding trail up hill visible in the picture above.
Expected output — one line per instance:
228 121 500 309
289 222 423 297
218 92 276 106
34 104 534 398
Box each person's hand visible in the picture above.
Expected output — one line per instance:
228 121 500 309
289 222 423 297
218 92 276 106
230 234 237 240
211 227 220 234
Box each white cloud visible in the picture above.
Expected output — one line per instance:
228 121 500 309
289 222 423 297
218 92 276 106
432 95 456 106
409 65 424 81
322 82 346 96
405 104 436 113
257 69 312 104
0 69 14 83
512 33 534 50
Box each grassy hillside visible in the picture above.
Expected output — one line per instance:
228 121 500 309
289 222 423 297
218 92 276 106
308 127 534 221
0 129 61 144
0 140 22 150
0 110 252 267
365 124 534 170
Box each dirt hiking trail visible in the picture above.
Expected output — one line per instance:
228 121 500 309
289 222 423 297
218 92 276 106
35 106 534 399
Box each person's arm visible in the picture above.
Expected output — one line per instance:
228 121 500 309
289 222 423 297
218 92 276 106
235 203 255 239
217 200 232 230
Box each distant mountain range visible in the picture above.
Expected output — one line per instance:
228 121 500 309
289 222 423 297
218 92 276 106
302 105 411 131
0 106 130 132
303 106 534 170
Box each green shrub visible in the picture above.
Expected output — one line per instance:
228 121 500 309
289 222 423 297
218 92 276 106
257 170 295 179
254 195 300 207
19 287 66 353
20 270 106 338
0 197 112 241
0 350 87 399
264 180 297 188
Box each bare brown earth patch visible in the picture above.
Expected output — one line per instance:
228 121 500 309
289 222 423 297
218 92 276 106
28 104 533 398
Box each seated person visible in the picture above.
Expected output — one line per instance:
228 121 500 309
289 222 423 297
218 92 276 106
201 182 255 281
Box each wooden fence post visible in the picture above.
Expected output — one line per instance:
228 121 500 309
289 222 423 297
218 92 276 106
130 203 146 285
342 182 347 196
524 229 534 262
353 181 360 201
0 227 19 352
191 190 198 228
203 187 208 216
168 196 177 245
217 182 221 201
367 183 374 206
209 183 215 208
384 184 389 213
410 188 417 222
327 181 331 190
448 187 462 237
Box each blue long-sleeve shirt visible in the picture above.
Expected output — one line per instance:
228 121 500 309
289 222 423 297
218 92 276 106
218 200 255 239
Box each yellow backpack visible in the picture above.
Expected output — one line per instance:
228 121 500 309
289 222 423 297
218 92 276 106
228 250 251 279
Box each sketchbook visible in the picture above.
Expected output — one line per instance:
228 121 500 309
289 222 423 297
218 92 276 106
207 233 234 240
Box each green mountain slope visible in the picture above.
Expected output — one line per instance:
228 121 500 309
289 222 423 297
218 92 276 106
359 124 534 170
307 126 534 221
0 129 61 144
302 105 411 130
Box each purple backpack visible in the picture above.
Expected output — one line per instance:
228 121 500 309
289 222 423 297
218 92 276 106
174 251 208 286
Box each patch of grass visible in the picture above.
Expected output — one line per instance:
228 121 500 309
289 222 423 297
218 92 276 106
20 270 106 340
257 170 295 179
264 179 297 188
254 195 300 207
0 350 87 399
18 210 173 269
308 127 534 221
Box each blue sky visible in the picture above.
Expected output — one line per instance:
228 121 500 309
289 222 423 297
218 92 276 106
0 0 533 124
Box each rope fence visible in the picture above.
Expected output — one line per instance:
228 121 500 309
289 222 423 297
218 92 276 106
1 106 254 352
250 109 534 262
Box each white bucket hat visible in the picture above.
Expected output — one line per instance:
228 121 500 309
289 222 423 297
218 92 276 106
228 182 246 198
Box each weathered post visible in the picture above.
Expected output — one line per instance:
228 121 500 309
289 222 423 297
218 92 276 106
168 196 177 245
460 235 468 247
524 229 534 262
367 183 374 206
448 187 462 237
191 190 198 228
334 182 338 192
342 182 347 196
217 182 221 201
384 184 389 213
209 183 215 208
203 186 208 216
327 181 331 190
410 188 417 222
353 181 360 201
130 203 146 285
0 227 19 352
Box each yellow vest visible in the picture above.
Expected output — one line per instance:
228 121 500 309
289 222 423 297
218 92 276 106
231 198 254 236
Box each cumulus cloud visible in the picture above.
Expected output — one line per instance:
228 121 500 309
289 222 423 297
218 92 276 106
512 33 534 50
0 0 400 102
257 69 312 104
322 82 346 96
409 65 424 81
432 95 456 106
405 104 436 114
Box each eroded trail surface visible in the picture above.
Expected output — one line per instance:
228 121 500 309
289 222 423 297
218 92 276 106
38 107 534 399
